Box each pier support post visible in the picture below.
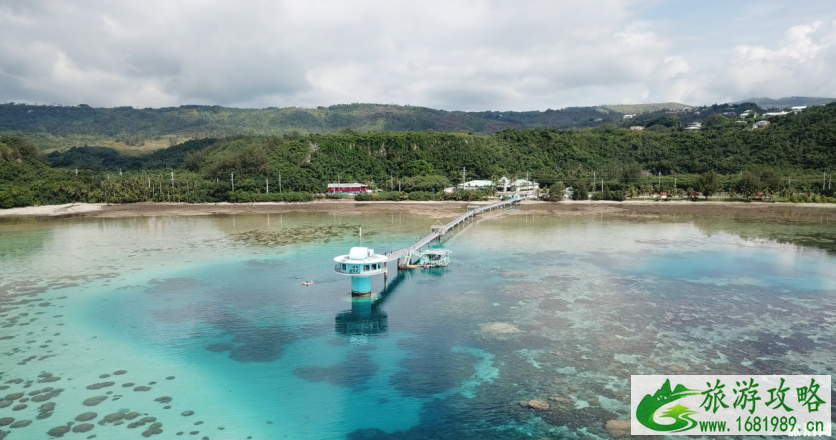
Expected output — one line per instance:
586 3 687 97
351 277 372 295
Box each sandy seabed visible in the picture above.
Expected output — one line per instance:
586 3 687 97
1 199 835 220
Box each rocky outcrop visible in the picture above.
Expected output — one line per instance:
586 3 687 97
86 381 115 390
605 419 631 439
82 396 107 406
519 399 550 410
47 425 71 437
480 322 522 334
75 412 97 422
72 423 94 433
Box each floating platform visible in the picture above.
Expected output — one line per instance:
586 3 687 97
418 249 451 268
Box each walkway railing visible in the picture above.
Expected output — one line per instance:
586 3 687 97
383 195 520 263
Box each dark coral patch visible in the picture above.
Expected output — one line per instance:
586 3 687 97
293 350 378 392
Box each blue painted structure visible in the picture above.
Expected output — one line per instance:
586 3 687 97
334 195 522 294
334 247 388 295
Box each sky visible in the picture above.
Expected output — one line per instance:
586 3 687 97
0 0 835 110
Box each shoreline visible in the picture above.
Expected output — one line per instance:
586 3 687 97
2 199 836 220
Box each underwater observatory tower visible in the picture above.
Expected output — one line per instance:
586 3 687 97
334 247 389 295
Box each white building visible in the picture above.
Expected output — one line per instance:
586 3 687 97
622 114 635 119
685 122 702 131
764 111 789 117
791 106 807 113
512 179 539 192
754 120 771 129
629 126 644 131
457 179 495 190
495 177 539 192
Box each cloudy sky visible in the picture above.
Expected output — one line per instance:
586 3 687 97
1 0 835 110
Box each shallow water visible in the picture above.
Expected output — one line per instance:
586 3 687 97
1 211 835 439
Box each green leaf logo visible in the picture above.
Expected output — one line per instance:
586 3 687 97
636 379 701 432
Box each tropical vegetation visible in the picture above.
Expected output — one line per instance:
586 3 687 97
2 103 836 208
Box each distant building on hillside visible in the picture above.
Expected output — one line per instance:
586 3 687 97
623 114 635 119
764 111 789 117
495 177 539 192
754 120 771 129
512 179 539 192
685 122 702 131
328 183 369 195
457 180 494 190
629 126 644 131
791 106 807 113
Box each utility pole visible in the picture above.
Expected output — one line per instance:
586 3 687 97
266 177 269 194
279 173 282 193
601 178 603 192
462 167 467 186
170 171 174 188
75 167 78 176
231 172 235 192
658 171 661 190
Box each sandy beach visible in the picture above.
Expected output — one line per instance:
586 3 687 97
2 199 836 220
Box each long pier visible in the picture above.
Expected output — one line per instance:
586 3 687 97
383 194 520 264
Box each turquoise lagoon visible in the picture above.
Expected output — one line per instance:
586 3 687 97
1 210 835 439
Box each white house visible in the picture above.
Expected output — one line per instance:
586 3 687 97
622 114 635 119
513 179 539 192
754 120 771 129
764 111 789 117
685 122 702 131
629 126 644 131
457 179 494 190
495 177 539 192
791 106 807 113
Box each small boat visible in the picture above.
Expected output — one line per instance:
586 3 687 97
397 264 421 270
302 281 315 286
419 249 451 268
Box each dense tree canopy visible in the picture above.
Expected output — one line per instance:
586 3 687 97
3 103 836 208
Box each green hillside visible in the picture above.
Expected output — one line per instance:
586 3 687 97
733 97 836 109
3 103 835 208
0 103 625 152
603 102 692 114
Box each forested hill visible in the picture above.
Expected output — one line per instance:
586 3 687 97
733 97 836 109
2 102 834 209
0 103 625 150
42 102 836 181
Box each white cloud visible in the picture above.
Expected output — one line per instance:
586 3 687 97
0 1 834 109
720 20 836 101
